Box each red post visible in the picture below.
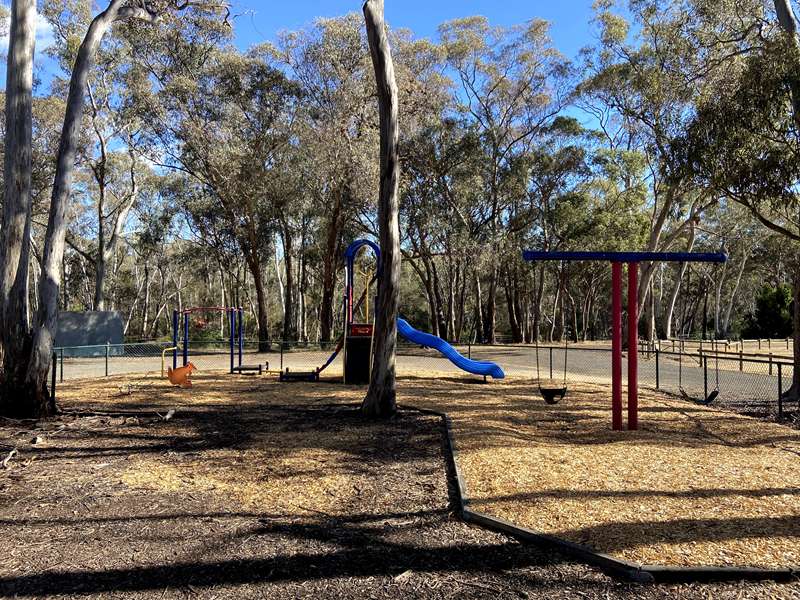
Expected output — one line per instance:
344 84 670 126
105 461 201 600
611 262 623 431
627 262 639 431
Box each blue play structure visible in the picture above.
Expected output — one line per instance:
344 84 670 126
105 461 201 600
397 318 504 379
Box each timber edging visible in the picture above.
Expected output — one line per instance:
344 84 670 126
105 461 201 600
400 404 799 584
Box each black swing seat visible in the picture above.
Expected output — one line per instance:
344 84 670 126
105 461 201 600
696 389 719 406
538 382 567 405
279 368 320 382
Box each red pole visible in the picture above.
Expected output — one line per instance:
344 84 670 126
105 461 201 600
627 262 639 431
611 262 623 431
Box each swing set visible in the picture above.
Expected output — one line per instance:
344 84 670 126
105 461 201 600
524 250 727 430
676 263 722 405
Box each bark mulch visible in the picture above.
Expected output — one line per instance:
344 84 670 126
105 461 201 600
0 373 797 598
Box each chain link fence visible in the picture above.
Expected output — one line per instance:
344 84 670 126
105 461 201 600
51 339 798 425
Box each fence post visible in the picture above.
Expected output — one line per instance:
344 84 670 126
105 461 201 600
778 363 784 421
758 339 762 350
768 338 772 350
703 354 708 400
59 347 64 383
105 342 109 377
769 353 773 376
468 343 471 360
280 341 284 372
549 346 553 380
787 338 790 350
655 348 660 389
739 349 743 372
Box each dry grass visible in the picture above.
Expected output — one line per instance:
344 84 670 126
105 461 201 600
56 370 800 569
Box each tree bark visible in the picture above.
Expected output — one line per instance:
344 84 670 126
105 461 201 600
24 1 134 417
0 0 36 416
320 187 345 343
279 218 296 341
362 0 400 418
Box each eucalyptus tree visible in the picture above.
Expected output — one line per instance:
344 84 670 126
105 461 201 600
0 0 230 418
438 16 572 343
44 2 151 311
129 34 299 349
362 0 401 418
675 32 800 396
268 14 380 343
578 0 767 334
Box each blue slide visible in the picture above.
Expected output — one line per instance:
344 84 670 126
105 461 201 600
397 318 505 379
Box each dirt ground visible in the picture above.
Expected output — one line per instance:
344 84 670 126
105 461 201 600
0 372 798 599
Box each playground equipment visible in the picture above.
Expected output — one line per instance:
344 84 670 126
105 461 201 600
523 250 727 430
397 319 504 379
167 362 197 388
172 307 262 375
676 263 722 405
280 239 504 383
533 263 571 404
344 240 503 382
161 346 178 378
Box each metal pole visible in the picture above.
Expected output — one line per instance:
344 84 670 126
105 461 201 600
549 346 553 380
778 363 784 421
172 310 179 370
627 262 639 431
280 341 284 371
183 312 189 366
60 347 64 383
229 309 235 374
769 353 773 376
611 261 623 431
655 348 660 389
703 354 708 400
238 307 244 368
105 342 109 377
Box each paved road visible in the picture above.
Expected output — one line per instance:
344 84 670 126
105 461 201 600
54 344 790 414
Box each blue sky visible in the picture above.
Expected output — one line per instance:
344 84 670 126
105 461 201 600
1 1 599 91
230 0 597 59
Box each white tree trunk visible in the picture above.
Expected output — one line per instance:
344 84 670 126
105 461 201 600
0 0 36 415
362 0 401 418
26 0 130 410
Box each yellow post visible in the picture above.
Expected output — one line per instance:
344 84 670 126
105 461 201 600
162 347 178 378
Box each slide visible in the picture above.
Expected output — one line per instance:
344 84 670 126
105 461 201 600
397 318 505 379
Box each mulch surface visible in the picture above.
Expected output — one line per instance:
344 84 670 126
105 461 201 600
0 373 797 598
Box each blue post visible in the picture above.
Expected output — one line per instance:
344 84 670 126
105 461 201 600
238 307 244 368
183 312 189 366
229 309 235 374
172 310 179 370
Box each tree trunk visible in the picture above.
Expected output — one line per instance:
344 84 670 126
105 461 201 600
25 1 132 417
665 224 697 339
320 184 347 343
279 220 296 341
247 255 271 351
473 269 483 343
362 0 400 418
0 0 36 417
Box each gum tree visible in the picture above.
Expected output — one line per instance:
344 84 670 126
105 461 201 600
0 0 229 418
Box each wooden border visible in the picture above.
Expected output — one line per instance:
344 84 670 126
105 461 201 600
403 405 799 584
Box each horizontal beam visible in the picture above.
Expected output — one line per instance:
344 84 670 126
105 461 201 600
523 251 728 263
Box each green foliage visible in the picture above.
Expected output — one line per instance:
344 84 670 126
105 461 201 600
742 284 794 339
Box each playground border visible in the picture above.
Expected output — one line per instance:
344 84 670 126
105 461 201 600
403 405 799 584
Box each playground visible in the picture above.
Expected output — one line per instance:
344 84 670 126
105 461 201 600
0 373 798 597
1 243 798 597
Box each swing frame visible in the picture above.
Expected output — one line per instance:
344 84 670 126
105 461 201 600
524 250 727 431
